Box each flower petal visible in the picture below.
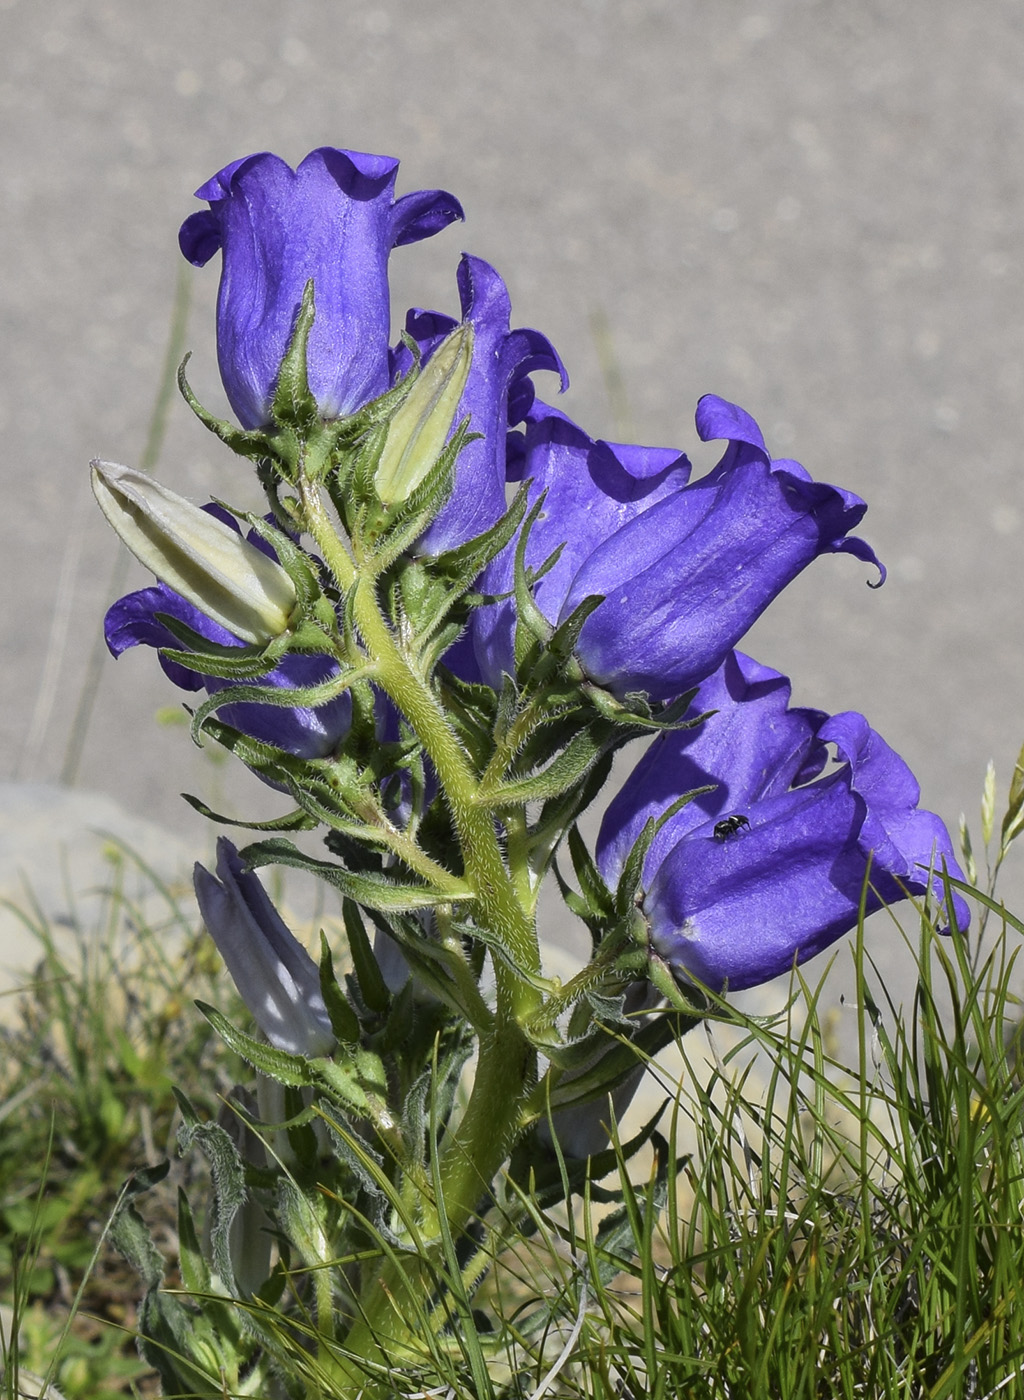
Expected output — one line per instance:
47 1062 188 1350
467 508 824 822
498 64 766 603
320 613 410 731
180 146 462 428
597 651 829 885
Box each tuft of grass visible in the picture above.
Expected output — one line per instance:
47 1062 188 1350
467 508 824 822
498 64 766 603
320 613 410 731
0 839 244 1398
553 901 1024 1400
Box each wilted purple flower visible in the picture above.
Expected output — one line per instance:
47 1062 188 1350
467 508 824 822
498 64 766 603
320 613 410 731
392 255 566 555
597 651 968 993
179 147 463 429
194 838 335 1056
104 506 351 759
473 396 884 701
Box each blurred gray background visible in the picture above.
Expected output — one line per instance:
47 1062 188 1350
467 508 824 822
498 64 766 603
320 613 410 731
3 0 1024 993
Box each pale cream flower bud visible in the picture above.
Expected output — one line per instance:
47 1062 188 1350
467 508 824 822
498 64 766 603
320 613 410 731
91 460 296 644
374 323 474 505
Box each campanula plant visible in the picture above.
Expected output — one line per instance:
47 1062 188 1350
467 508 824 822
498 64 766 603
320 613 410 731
94 143 970 1398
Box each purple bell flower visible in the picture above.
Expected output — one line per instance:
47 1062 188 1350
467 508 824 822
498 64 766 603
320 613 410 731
194 838 335 1056
104 506 351 760
179 147 463 429
473 396 884 701
392 254 566 555
597 651 969 993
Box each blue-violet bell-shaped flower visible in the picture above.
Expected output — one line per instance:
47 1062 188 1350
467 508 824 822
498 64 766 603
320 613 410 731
104 505 351 760
194 838 335 1056
392 255 567 556
179 147 464 429
473 396 884 701
597 651 969 993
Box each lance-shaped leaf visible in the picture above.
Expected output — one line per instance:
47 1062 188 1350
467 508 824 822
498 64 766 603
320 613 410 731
478 723 617 808
92 460 296 643
198 1003 391 1125
241 836 472 910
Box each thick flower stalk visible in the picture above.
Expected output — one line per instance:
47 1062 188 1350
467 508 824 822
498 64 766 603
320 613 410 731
598 650 969 991
179 146 463 428
473 395 883 699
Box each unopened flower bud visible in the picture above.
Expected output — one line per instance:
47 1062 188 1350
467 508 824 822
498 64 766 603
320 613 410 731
91 460 296 644
375 323 473 505
194 838 336 1057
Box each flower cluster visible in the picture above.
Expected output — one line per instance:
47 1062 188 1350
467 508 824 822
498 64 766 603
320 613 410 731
102 143 965 1013
94 145 973 1384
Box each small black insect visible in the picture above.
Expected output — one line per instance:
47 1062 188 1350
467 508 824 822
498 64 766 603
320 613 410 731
713 813 750 841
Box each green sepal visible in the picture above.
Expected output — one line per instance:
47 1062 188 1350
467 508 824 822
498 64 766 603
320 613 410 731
319 930 361 1044
372 913 495 1033
108 1162 172 1291
176 1100 248 1297
478 722 617 808
613 785 718 918
552 859 600 932
240 836 472 910
457 917 554 996
317 1052 392 1124
528 749 616 883
156 612 291 680
186 668 357 749
277 779 408 857
242 512 325 612
178 353 273 463
435 665 501 770
194 1004 320 1087
645 951 708 1014
545 1008 702 1099
276 1176 332 1276
427 480 531 590
544 591 604 667
342 899 391 1016
567 824 615 922
317 1112 398 1243
512 493 557 667
180 794 317 832
191 718 315 785
268 278 319 432
589 685 705 733
332 418 388 537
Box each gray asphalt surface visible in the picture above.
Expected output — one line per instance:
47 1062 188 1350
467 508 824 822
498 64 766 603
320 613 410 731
3 0 1024 1006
